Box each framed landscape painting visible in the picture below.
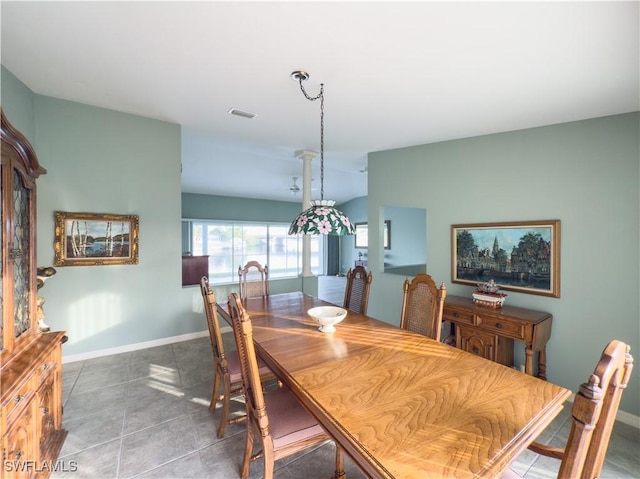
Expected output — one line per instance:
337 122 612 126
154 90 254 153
452 220 560 297
54 211 139 266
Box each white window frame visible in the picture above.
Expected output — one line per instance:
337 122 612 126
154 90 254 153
183 219 325 285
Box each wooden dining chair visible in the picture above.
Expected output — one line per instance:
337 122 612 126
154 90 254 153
399 274 447 341
502 339 633 479
227 292 347 479
199 276 274 438
342 265 373 315
238 260 269 301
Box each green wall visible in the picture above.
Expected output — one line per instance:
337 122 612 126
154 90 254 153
382 206 427 271
1 67 36 142
2 67 187 358
183 192 301 222
337 196 367 273
339 199 428 275
366 112 640 416
36 97 185 357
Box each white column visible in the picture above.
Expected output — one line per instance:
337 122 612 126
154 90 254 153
295 149 317 277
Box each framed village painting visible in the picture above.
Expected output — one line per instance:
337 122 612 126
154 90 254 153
451 220 560 297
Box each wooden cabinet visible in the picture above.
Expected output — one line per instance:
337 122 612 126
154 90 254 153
182 255 209 286
456 325 514 366
1 110 67 477
3 399 37 479
443 295 553 379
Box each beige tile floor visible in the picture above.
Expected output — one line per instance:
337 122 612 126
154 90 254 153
52 333 639 479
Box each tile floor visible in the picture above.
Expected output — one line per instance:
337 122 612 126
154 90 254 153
53 335 639 478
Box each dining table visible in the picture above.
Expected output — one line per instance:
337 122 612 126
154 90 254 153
217 292 571 479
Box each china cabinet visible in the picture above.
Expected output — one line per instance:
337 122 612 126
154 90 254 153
1 109 67 477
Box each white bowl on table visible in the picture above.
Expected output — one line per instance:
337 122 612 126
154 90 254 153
307 306 348 333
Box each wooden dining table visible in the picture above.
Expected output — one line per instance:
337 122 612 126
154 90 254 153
217 292 571 479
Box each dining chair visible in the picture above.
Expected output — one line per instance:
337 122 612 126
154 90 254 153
502 339 633 479
227 292 347 479
399 274 447 341
238 260 269 301
342 265 373 315
199 276 274 438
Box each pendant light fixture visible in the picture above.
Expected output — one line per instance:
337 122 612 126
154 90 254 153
288 71 355 236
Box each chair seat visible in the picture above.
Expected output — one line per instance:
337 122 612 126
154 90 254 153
227 349 272 384
264 387 326 449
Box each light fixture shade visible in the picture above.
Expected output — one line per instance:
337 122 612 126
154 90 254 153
288 200 356 236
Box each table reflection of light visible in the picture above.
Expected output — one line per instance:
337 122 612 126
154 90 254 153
327 336 348 358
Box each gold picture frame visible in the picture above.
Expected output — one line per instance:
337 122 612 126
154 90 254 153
452 220 560 297
54 211 139 266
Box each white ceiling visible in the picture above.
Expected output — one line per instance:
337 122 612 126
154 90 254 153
2 1 638 204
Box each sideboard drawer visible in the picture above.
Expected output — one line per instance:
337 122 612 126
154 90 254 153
443 307 476 326
477 315 525 340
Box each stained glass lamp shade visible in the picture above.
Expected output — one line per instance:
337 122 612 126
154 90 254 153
288 199 355 236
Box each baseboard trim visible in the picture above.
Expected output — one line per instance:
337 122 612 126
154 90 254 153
62 330 210 364
616 409 640 428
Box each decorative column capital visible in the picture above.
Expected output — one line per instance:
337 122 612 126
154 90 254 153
295 149 318 162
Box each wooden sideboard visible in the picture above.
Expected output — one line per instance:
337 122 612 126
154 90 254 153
443 295 553 379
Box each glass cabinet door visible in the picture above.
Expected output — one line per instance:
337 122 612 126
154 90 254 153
12 168 33 340
1 110 43 355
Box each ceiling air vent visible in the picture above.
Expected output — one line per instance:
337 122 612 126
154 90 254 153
228 108 258 119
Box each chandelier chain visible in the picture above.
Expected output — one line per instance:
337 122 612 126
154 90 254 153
298 79 325 200
289 70 354 236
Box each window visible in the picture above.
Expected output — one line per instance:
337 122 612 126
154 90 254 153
184 220 324 284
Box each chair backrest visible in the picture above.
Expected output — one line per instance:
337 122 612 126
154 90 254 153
343 266 373 314
199 276 228 370
227 292 272 448
400 274 447 341
238 260 269 301
558 340 633 479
